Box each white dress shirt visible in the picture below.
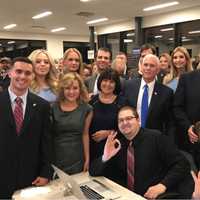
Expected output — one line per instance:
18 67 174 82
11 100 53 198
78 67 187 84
137 78 155 125
8 87 28 118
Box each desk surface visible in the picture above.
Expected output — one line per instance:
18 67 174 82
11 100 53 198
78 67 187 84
13 172 145 200
73 172 145 200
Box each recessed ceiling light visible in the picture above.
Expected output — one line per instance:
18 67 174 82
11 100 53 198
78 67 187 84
32 11 52 19
188 30 200 34
7 41 15 44
168 38 174 41
154 35 163 38
51 27 66 32
160 27 174 32
124 39 133 43
143 1 179 11
4 24 17 30
182 38 192 42
80 0 91 2
127 33 135 37
87 18 108 25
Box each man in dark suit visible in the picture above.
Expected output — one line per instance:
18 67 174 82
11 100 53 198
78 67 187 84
0 57 52 198
174 70 200 169
89 106 193 199
123 54 174 138
85 47 112 97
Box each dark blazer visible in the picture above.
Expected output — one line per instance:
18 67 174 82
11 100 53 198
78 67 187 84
174 70 200 153
89 128 194 198
84 74 98 93
123 78 174 138
0 90 52 198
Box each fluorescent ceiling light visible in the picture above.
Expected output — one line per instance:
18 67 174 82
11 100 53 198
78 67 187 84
4 24 17 29
160 27 174 32
182 38 192 42
124 39 133 43
127 33 135 37
80 0 91 2
143 1 179 11
168 38 174 41
87 18 108 25
51 27 66 32
32 11 52 19
154 35 162 38
7 41 15 44
188 30 200 34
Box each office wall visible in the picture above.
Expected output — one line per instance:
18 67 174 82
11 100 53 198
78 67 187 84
0 31 89 59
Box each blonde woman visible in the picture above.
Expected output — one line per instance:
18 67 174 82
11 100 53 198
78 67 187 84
51 73 93 174
29 49 58 103
163 46 193 92
63 48 83 76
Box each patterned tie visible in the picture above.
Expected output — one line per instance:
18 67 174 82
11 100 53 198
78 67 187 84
141 84 149 128
127 141 135 191
14 97 23 134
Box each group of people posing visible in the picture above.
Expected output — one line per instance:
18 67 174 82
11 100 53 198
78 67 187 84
0 44 200 199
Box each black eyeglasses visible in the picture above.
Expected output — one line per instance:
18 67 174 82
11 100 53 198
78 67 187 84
118 116 136 124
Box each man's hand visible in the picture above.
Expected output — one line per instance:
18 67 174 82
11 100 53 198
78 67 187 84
92 130 111 142
188 126 199 143
144 183 166 199
191 171 200 200
32 177 49 186
83 159 89 172
102 131 121 162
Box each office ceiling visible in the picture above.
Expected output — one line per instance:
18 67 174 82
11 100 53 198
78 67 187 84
1 0 200 36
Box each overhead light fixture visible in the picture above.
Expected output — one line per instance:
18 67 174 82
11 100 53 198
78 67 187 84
7 41 15 44
87 18 108 25
143 1 179 11
32 11 52 19
160 27 174 32
51 27 66 32
182 38 192 42
124 39 133 43
80 0 91 2
168 38 174 41
154 35 163 39
127 33 135 37
188 30 200 34
4 24 17 30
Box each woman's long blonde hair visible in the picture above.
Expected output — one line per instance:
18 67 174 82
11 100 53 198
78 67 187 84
28 49 58 94
163 46 193 84
57 72 89 103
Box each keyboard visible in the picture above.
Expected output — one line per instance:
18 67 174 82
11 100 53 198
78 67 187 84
80 185 104 199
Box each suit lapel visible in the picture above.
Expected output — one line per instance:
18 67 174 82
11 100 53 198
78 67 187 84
132 79 141 106
3 90 16 132
20 92 36 135
147 82 160 117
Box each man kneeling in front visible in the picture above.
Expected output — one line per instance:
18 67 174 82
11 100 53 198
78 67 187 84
89 106 194 199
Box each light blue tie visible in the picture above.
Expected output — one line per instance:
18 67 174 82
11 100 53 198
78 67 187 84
141 84 148 128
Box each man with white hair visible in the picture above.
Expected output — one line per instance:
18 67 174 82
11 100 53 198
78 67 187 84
122 54 174 138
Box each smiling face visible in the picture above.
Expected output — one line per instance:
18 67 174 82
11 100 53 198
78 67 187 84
159 56 169 70
34 52 50 77
118 109 140 140
63 51 80 73
172 51 187 70
96 50 111 72
141 55 160 83
63 80 80 103
100 79 116 95
9 61 34 96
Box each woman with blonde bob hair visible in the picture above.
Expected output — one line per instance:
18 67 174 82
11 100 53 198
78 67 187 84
163 46 193 92
62 48 83 76
52 72 93 174
29 49 58 103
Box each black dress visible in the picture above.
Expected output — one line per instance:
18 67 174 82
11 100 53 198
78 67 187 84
89 94 127 161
